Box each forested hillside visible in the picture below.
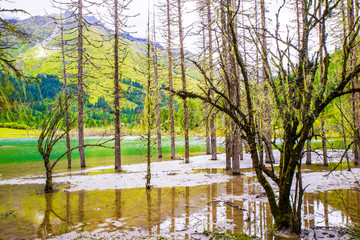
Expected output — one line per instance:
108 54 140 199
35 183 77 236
1 14 203 132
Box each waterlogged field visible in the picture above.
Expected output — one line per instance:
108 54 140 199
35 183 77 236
0 137 359 239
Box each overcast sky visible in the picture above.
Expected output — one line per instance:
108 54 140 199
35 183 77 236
1 0 294 54
1 0 150 37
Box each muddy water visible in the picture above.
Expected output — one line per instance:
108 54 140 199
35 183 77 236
0 171 359 240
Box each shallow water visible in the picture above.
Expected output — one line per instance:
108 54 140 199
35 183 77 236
0 170 359 240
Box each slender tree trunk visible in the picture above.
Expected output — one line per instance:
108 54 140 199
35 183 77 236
153 10 162 159
146 9 152 189
260 0 273 164
206 103 211 154
78 0 85 168
166 0 176 159
177 0 189 163
226 0 240 173
206 0 217 160
220 0 231 168
318 3 328 166
60 15 72 169
202 23 210 155
114 0 122 172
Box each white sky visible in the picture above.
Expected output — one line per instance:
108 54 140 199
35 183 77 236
0 0 148 35
1 0 297 55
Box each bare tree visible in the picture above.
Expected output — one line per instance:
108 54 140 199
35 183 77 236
59 11 72 169
176 0 190 163
77 0 86 168
171 0 360 233
206 0 217 160
165 0 176 159
153 6 162 159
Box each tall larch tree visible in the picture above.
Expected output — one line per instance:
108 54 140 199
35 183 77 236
59 11 72 169
206 0 217 160
177 0 189 163
77 0 86 168
114 0 122 171
166 0 176 159
153 6 162 159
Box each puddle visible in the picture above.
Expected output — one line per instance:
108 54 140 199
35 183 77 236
0 174 359 240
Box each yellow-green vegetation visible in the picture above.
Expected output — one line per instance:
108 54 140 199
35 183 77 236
342 226 360 239
16 17 202 106
0 127 39 138
203 231 260 240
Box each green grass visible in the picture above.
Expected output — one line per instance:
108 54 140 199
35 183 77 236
0 136 219 179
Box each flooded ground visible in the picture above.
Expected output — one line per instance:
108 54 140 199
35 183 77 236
0 168 359 239
0 138 359 239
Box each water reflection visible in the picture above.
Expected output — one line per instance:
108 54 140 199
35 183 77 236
0 173 359 239
37 193 54 239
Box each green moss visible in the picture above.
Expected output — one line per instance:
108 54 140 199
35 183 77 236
342 226 360 239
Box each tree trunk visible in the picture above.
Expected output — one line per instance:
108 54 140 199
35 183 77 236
177 0 189 163
44 156 53 193
146 9 152 189
167 0 176 159
153 10 162 160
348 0 360 166
60 15 72 169
206 0 217 160
260 0 272 164
321 118 328 166
306 139 311 165
114 0 122 172
203 25 210 155
206 103 211 154
78 0 85 168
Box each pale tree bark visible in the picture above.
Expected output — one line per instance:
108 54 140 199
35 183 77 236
114 0 122 172
166 0 176 159
260 0 273 164
229 0 240 174
78 0 85 168
146 8 152 188
60 12 72 169
206 0 217 160
318 3 328 166
153 8 162 159
220 0 232 169
177 0 189 163
222 0 241 174
202 20 211 155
